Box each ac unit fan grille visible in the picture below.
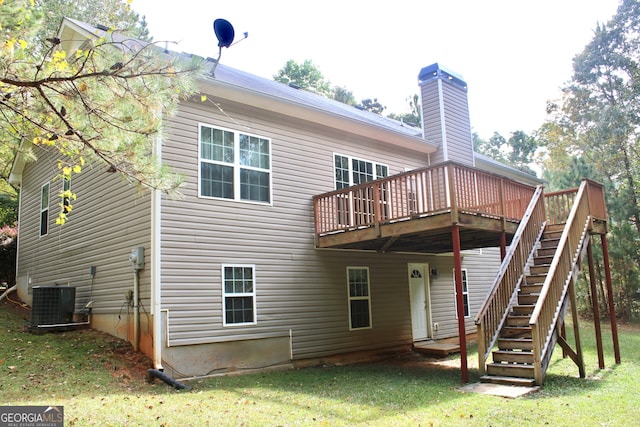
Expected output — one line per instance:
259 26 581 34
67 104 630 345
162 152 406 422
30 286 76 326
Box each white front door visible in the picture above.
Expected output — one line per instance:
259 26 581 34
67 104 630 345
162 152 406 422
408 263 432 341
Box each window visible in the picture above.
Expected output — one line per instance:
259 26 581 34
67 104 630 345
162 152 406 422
334 154 388 189
454 269 470 318
61 176 71 214
334 155 389 225
40 182 49 237
223 265 256 325
200 125 271 203
347 267 372 329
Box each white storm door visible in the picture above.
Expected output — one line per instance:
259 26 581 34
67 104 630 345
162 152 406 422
408 263 432 341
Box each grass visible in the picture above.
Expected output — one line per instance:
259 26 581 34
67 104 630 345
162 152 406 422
1 297 639 426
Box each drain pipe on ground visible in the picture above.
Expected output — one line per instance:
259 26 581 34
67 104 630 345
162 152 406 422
129 247 145 352
0 285 17 303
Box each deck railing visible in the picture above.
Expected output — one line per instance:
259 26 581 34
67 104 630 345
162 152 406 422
314 162 536 236
530 180 605 384
475 185 546 375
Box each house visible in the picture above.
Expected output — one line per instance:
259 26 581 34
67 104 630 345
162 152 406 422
10 18 616 385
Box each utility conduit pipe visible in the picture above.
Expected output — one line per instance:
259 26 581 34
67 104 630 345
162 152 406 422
133 268 140 352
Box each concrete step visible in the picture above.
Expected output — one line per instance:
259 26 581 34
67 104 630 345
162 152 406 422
498 337 533 351
487 362 535 378
492 350 534 364
480 375 536 387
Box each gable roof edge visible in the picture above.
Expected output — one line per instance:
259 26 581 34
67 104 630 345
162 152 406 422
198 77 438 154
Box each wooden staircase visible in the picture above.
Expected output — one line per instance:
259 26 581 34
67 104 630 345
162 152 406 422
480 224 563 387
476 179 609 387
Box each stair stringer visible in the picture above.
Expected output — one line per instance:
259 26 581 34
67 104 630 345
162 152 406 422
534 216 592 385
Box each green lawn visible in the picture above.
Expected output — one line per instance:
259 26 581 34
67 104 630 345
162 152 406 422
1 297 638 426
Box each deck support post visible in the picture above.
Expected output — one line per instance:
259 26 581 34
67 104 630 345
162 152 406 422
568 278 586 379
452 224 468 384
600 234 621 364
499 231 507 261
587 239 605 369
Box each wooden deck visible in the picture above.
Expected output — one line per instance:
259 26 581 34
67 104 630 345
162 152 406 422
314 162 535 253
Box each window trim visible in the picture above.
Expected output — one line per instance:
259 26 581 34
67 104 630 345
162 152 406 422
198 123 273 205
333 153 389 190
346 266 372 330
221 264 257 326
40 181 50 237
453 268 470 318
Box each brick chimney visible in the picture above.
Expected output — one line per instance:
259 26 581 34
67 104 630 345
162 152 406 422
418 63 474 166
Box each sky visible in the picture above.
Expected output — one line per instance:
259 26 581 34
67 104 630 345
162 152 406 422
129 0 620 139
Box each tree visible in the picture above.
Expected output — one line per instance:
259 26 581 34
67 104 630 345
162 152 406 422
473 131 539 176
34 0 151 43
332 86 356 106
1 0 201 224
273 59 332 96
356 98 386 115
541 0 640 320
387 94 422 127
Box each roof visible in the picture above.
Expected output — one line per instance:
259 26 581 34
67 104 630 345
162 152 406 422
473 152 543 185
207 62 424 139
9 18 537 187
62 17 436 152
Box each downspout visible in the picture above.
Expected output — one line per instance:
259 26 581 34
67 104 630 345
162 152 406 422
151 131 164 370
151 185 163 369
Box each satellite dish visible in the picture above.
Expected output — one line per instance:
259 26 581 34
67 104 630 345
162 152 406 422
213 19 235 48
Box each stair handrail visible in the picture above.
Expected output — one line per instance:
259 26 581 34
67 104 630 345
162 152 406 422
530 180 592 385
475 185 546 375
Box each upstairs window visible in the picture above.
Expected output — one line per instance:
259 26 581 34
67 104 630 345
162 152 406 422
200 125 271 203
40 182 49 237
334 154 388 189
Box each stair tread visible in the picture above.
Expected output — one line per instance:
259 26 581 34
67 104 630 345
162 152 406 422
488 362 534 368
480 375 536 387
493 349 533 355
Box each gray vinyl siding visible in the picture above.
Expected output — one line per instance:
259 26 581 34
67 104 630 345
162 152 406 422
159 98 433 358
420 79 474 166
16 146 152 313
428 248 502 339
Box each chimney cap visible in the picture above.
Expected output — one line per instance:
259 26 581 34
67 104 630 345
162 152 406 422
418 63 467 90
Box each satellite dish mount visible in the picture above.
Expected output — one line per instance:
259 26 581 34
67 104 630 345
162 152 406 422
211 19 248 77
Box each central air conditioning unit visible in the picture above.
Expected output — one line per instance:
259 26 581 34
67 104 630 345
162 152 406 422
30 286 76 327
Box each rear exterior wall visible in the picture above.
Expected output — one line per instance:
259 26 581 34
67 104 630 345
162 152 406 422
15 146 153 345
157 98 497 369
